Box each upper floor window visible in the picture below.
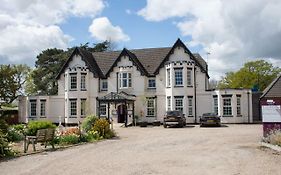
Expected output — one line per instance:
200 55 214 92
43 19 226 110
70 99 77 117
70 73 77 90
100 79 108 91
40 100 46 117
81 73 86 90
148 78 156 89
174 68 183 86
167 69 171 87
175 96 184 112
119 72 132 88
187 69 192 86
30 100 37 117
223 98 232 116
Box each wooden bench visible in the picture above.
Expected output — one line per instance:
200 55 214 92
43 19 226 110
24 128 55 153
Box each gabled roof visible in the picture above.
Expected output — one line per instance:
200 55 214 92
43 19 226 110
56 47 103 79
56 39 209 79
261 74 281 98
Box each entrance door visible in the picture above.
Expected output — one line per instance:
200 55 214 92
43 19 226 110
117 104 127 123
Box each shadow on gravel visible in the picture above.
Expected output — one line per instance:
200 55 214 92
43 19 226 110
200 124 228 128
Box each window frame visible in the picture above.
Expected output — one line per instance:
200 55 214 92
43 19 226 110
70 99 77 117
30 100 37 117
188 96 193 117
99 103 107 117
174 96 184 112
81 99 86 117
223 98 232 116
167 68 171 87
237 96 241 116
167 96 171 111
70 73 77 90
40 100 46 117
213 96 218 115
187 68 193 86
146 98 156 117
80 73 86 91
119 72 132 89
148 78 156 89
100 79 108 91
174 68 183 86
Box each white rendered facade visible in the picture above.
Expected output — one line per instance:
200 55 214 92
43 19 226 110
18 39 253 124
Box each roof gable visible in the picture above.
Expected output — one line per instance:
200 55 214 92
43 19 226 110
261 74 281 98
56 47 102 79
154 38 209 77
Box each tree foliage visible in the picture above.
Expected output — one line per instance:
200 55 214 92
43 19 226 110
218 60 281 91
26 41 112 95
0 64 30 104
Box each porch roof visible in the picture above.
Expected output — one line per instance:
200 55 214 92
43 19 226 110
97 91 136 102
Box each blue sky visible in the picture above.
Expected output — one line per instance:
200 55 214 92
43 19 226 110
0 0 280 80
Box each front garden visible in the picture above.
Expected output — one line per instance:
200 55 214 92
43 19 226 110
0 115 116 159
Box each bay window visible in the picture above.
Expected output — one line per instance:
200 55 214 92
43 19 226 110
175 96 184 112
174 68 183 86
119 72 132 88
223 98 232 116
187 69 192 86
70 99 77 117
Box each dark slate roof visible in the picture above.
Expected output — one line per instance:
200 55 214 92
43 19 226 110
261 74 281 98
193 53 207 72
92 51 121 76
56 39 208 78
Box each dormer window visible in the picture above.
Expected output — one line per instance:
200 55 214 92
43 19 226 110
70 73 77 90
119 72 132 88
148 78 156 89
100 79 108 91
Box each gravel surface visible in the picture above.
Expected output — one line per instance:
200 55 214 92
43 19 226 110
1 124 281 175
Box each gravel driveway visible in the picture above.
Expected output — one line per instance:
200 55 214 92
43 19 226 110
1 124 281 175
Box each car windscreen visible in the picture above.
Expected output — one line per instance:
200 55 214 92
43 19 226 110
166 111 181 116
202 113 217 117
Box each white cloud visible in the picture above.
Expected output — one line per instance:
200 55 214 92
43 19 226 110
139 0 281 80
126 9 132 15
0 0 105 65
89 17 130 42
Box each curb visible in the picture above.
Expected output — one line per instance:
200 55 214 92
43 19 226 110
260 142 281 152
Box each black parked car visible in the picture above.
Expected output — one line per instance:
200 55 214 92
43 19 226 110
163 111 186 128
200 113 221 127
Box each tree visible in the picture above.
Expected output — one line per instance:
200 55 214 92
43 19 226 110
26 41 113 95
218 60 281 91
0 64 30 104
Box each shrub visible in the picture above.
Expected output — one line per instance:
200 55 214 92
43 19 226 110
6 124 26 142
62 127 80 136
59 134 80 145
81 115 98 133
266 129 281 146
80 130 99 142
26 121 56 136
93 118 115 139
0 131 14 158
0 119 8 134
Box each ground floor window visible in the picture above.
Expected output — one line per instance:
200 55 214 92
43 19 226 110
147 98 156 117
213 96 218 115
237 96 241 116
188 96 193 116
81 99 86 116
70 99 77 117
40 100 46 117
223 98 232 116
30 100 37 117
175 96 184 112
99 104 107 116
167 96 171 111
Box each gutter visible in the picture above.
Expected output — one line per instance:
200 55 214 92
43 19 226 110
194 67 197 124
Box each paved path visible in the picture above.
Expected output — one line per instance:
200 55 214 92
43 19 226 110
1 124 281 175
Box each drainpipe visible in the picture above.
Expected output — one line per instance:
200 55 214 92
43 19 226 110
116 72 119 93
247 91 250 123
194 67 197 124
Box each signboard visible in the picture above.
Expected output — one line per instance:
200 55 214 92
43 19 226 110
262 105 281 122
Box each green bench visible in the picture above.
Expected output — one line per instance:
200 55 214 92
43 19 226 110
24 128 55 153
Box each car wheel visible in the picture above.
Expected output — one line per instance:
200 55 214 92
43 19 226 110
163 123 167 128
